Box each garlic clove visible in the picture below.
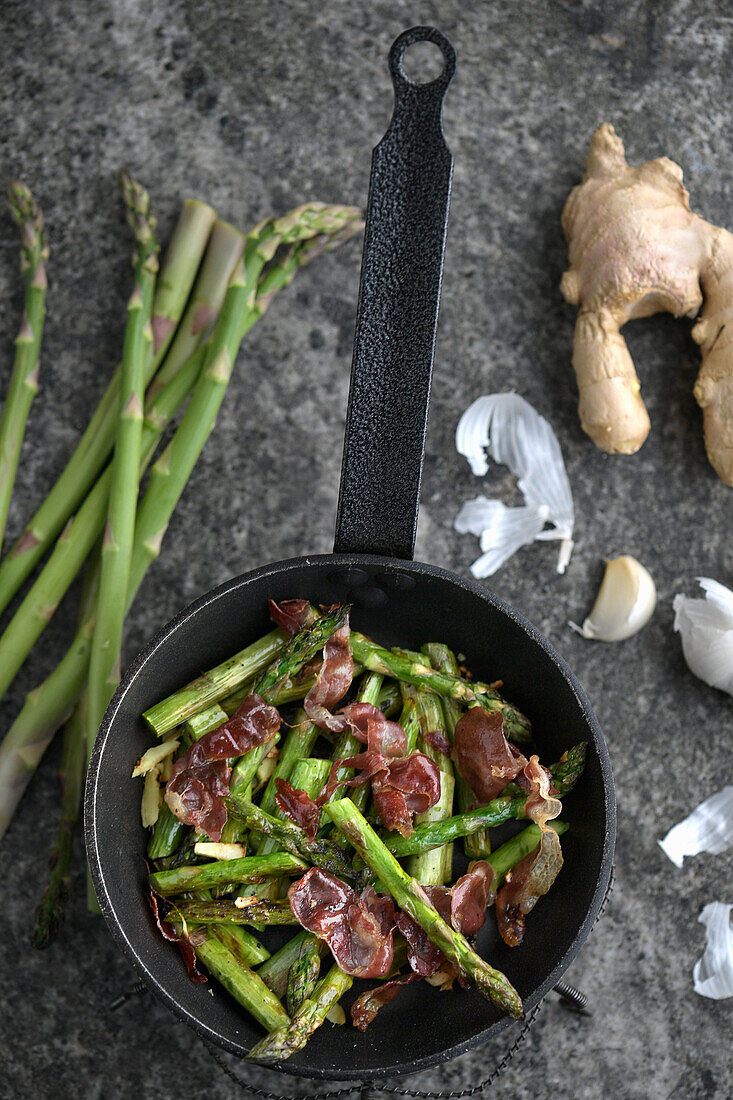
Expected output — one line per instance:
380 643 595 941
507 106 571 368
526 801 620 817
570 555 656 642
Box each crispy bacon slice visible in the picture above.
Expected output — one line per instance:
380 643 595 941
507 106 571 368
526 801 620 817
267 598 317 636
350 972 420 1030
147 889 207 983
453 706 526 803
303 617 354 729
288 868 395 978
164 694 280 841
495 829 564 946
275 778 320 840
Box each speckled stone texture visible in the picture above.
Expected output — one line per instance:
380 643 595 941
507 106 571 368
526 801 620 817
0 1 731 1097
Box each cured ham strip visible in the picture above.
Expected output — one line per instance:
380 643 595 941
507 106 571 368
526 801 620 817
453 706 526 803
275 778 320 840
267 598 317 636
288 868 395 978
164 694 280 840
303 617 354 730
350 973 420 1030
495 829 563 947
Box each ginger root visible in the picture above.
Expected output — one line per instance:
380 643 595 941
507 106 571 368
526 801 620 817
561 123 733 485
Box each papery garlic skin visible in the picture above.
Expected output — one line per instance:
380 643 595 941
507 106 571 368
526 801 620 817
455 394 574 577
693 902 733 1000
571 555 656 642
673 578 733 696
658 786 733 868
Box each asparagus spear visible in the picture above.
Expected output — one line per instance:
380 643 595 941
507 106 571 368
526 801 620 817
490 821 568 886
173 898 296 925
147 802 187 860
30 577 97 954
86 172 160 773
257 930 325 998
257 711 321 819
350 633 531 742
405 653 455 886
247 964 353 1063
0 184 49 555
380 744 586 858
188 934 290 1031
149 201 220 363
0 200 218 614
286 935 321 1016
213 925 270 967
424 642 491 860
229 796 363 886
0 210 361 825
326 798 522 1019
0 544 101 842
149 852 307 895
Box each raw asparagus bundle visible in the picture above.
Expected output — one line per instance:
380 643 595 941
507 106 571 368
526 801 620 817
136 600 586 1059
0 199 362 861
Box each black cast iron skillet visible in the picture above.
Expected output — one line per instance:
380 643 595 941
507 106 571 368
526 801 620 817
85 27 616 1082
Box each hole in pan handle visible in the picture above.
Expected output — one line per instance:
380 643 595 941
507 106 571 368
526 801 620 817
333 26 456 561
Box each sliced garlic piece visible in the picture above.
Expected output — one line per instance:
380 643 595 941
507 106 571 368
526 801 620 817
194 841 248 861
325 1003 346 1025
141 767 162 827
570 555 656 642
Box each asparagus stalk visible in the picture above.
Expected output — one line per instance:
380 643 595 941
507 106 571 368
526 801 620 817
0 200 218 613
424 642 491 860
150 852 307 895
190 934 290 1031
0 549 100 841
380 744 586 858
286 934 321 1016
31 691 88 946
187 660 366 741
489 821 568 886
0 184 49 555
144 218 243 402
229 796 362 886
247 964 353 1063
326 798 522 1019
86 172 159 767
149 200 219 362
173 898 296 925
257 930 325 998
213 924 270 967
147 802 187 859
404 652 455 885
350 633 531 743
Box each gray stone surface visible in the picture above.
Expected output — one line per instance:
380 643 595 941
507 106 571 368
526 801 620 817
1 0 731 1096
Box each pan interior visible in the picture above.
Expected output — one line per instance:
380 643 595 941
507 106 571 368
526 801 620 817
86 554 614 1080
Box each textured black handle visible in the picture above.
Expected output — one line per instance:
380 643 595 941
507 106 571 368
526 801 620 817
333 26 455 559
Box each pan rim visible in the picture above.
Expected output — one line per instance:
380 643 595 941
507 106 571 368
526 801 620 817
84 551 616 1081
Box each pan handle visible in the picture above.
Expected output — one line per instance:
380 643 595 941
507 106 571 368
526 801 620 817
333 26 455 560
